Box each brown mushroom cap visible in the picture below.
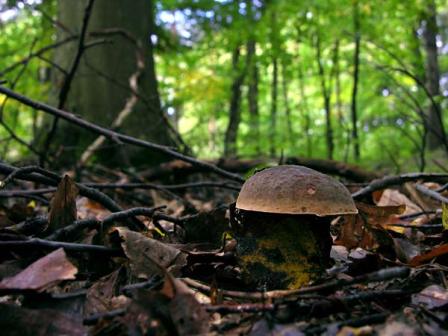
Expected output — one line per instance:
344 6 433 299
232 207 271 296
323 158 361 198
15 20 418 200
236 165 358 216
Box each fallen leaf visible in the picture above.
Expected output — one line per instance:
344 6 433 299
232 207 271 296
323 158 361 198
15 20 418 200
336 203 403 249
0 303 86 336
337 325 373 336
409 244 448 267
376 189 420 215
412 285 448 309
0 248 77 292
48 175 78 231
119 289 175 335
84 268 129 316
76 197 110 220
113 227 187 279
393 238 420 263
162 273 209 335
250 319 304 336
335 214 376 250
378 321 417 336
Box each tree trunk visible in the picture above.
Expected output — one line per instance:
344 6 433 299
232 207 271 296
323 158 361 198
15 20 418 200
351 0 361 161
281 60 293 149
422 0 445 150
296 31 312 158
315 34 334 160
332 40 350 162
224 45 245 157
246 39 260 155
246 0 260 155
269 10 278 157
47 0 174 167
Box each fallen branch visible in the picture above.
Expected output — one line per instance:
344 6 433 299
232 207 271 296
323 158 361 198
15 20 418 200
183 266 410 300
0 238 121 255
352 173 448 198
0 86 244 183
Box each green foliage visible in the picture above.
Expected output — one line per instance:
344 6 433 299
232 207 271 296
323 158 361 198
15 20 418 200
1 0 448 171
0 0 55 160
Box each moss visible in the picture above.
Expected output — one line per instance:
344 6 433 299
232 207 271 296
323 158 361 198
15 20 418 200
236 216 327 289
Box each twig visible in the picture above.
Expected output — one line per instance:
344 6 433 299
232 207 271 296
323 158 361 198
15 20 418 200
0 36 78 78
305 312 389 334
415 184 448 204
352 173 448 198
399 210 438 220
206 303 275 314
183 267 410 300
0 86 244 183
388 223 442 229
0 163 144 229
85 181 241 191
0 188 55 197
205 290 408 316
83 308 127 325
46 206 165 241
0 238 121 255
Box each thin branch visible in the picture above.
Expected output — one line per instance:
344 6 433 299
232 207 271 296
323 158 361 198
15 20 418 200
183 267 410 300
0 163 144 230
46 206 165 241
415 184 448 204
353 173 448 198
0 86 244 182
0 237 121 255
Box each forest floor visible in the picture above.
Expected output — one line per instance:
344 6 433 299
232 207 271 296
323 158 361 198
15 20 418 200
0 161 448 335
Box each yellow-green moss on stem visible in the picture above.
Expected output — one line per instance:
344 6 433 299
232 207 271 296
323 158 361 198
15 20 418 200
237 217 326 289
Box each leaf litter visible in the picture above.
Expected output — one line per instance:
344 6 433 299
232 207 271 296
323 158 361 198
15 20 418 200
1 166 448 334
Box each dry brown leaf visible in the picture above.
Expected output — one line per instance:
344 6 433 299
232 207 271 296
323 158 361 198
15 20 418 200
336 203 402 249
161 273 209 335
76 197 110 220
376 189 420 215
412 285 448 309
393 238 420 263
113 227 187 279
84 269 129 316
48 175 78 231
409 244 448 267
0 248 77 292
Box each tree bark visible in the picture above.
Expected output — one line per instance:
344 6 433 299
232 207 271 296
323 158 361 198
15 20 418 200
421 0 445 150
351 0 361 161
224 45 245 157
47 0 174 167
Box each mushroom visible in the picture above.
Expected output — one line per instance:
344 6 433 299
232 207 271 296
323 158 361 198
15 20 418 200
233 165 358 289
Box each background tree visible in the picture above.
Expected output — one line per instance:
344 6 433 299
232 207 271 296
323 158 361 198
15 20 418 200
42 0 177 166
